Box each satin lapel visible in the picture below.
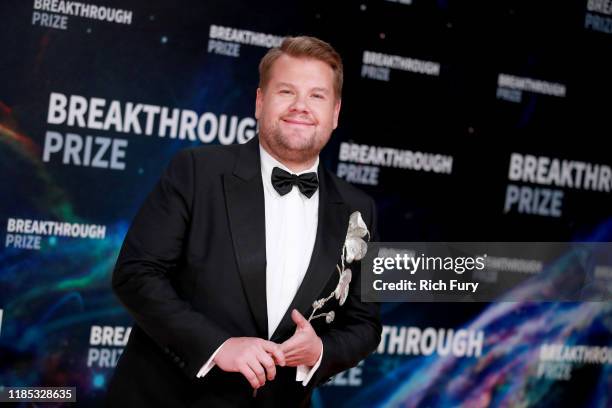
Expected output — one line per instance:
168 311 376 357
270 167 350 342
223 137 268 338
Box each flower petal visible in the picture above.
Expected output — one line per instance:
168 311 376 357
345 237 367 264
335 268 352 305
347 211 369 239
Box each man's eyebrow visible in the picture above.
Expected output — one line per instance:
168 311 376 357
273 83 331 94
275 82 295 88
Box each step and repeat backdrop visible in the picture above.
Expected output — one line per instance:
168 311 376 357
1 0 611 406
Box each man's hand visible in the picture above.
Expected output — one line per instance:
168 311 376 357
213 337 285 389
280 309 323 367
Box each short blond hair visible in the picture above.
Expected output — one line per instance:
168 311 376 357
258 36 343 99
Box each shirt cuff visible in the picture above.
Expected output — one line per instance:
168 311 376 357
196 339 229 378
295 342 323 386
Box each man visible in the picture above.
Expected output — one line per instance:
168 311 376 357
108 36 381 407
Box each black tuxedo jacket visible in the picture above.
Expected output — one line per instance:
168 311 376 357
107 136 381 407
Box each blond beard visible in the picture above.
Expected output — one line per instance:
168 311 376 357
259 121 322 164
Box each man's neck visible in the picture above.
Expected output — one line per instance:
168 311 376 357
260 143 318 174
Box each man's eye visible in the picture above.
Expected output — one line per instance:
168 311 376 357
279 89 292 94
312 94 324 99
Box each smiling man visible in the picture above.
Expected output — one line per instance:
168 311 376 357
108 36 381 407
255 49 341 172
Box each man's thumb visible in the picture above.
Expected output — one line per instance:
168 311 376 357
291 309 308 328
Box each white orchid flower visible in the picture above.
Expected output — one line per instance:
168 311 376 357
308 211 370 324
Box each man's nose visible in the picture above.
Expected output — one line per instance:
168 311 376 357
289 93 309 113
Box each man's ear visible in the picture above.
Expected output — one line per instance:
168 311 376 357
332 98 342 129
255 88 263 120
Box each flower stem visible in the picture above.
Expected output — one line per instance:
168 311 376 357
310 312 332 321
308 291 335 321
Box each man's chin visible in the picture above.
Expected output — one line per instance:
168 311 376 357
277 132 316 152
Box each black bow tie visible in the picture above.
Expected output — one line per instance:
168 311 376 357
271 167 319 198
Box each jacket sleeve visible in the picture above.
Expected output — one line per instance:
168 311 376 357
112 149 230 378
312 196 382 385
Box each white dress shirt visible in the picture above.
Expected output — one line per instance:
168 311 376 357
196 144 323 386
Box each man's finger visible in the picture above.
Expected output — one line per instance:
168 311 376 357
261 341 286 366
285 351 309 366
284 358 305 367
256 349 277 381
280 335 300 355
291 309 309 329
246 358 266 388
239 365 260 389
283 344 306 360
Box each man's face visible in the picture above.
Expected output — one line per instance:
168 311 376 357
255 54 341 166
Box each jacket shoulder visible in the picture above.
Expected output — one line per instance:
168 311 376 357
184 143 242 165
164 143 244 176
